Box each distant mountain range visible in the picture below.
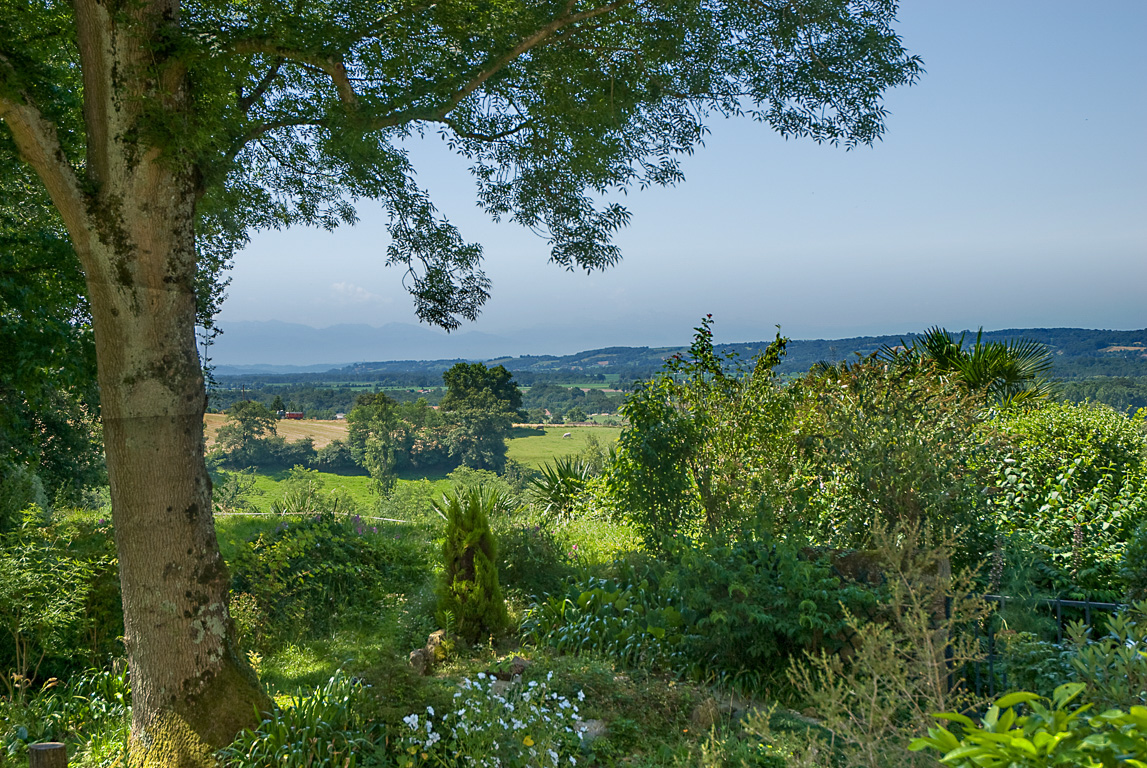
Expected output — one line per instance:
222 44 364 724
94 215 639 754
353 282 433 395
212 325 1147 380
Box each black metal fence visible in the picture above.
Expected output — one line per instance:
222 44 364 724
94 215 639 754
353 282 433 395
966 594 1127 698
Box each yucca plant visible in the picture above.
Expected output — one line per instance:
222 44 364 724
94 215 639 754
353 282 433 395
434 486 509 644
528 455 592 515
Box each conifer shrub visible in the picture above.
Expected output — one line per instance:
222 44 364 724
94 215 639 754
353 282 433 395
435 487 509 644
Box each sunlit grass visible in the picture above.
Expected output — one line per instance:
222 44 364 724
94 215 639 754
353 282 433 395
506 425 621 469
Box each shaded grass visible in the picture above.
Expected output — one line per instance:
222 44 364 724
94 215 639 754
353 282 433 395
506 425 621 469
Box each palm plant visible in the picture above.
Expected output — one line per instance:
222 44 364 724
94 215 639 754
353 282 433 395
880 327 1056 405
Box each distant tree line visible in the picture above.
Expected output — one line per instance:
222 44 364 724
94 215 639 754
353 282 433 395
210 363 527 484
1061 377 1147 414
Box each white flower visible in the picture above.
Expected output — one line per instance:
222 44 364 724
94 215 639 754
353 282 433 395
427 705 435 717
548 749 559 765
547 671 553 681
577 690 585 701
478 672 487 679
528 681 538 688
403 714 419 730
569 757 577 765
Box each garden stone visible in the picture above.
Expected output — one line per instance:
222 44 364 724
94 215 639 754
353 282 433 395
426 629 452 663
576 719 607 744
690 699 719 729
408 648 431 676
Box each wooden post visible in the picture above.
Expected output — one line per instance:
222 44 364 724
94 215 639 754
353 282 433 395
28 743 67 768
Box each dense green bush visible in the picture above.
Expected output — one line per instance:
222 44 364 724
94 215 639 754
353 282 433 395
1124 519 1147 600
0 513 121 684
790 360 998 561
435 487 509 644
524 534 875 687
495 520 575 599
231 512 425 646
993 402 1147 599
668 533 877 686
0 463 47 533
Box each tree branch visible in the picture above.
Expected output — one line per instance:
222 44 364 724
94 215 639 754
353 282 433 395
422 0 631 124
0 58 90 251
238 59 285 113
231 42 358 107
438 118 533 142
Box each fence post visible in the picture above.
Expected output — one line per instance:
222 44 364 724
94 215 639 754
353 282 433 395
28 743 67 768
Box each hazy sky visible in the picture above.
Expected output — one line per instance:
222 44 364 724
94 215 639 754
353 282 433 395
216 1 1147 357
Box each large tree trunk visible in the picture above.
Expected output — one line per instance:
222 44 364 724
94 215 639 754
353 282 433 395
69 1 268 764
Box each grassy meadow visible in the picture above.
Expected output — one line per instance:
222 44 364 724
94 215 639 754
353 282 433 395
505 424 621 468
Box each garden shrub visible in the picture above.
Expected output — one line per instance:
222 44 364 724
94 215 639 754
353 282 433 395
996 401 1146 490
910 683 1147 768
996 631 1074 701
0 462 47 533
789 360 998 564
1124 519 1147 600
522 534 875 687
435 487 509 644
496 520 575 599
668 532 877 687
993 445 1147 600
231 512 425 646
0 514 120 685
606 319 795 551
1062 600 1147 710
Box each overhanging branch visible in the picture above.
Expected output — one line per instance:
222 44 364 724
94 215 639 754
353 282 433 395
0 59 90 255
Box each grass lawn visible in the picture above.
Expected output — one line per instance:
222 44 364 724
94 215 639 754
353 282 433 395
506 425 621 469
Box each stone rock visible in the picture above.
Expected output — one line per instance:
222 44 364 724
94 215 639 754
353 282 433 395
408 648 430 676
489 655 532 681
426 629 452 663
575 719 607 744
690 699 720 730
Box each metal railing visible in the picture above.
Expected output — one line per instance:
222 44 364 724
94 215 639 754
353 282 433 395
966 594 1127 698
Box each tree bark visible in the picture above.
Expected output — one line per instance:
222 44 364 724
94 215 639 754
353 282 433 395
2 0 269 764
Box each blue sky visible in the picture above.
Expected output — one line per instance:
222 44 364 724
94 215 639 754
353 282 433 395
214 1 1147 359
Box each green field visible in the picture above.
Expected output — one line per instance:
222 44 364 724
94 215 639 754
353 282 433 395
505 424 621 468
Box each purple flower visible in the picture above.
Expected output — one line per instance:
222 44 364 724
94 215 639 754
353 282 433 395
97 518 106 526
